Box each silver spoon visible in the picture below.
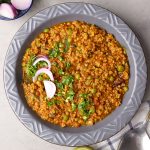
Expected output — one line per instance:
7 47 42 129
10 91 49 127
118 111 150 150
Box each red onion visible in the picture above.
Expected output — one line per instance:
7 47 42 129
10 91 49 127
33 57 51 70
0 3 18 19
33 68 54 82
11 0 32 10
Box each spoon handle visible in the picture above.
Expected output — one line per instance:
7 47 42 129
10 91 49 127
145 111 150 138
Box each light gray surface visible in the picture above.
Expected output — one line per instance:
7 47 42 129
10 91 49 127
0 0 150 150
4 2 147 146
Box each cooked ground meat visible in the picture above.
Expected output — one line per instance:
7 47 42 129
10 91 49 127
22 20 130 127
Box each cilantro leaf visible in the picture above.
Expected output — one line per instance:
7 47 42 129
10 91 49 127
66 89 75 101
56 82 64 90
71 103 77 111
58 69 65 75
62 75 74 85
47 101 54 106
64 38 70 52
49 43 60 58
26 55 37 77
65 62 71 69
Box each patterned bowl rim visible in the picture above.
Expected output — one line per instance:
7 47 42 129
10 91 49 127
3 2 147 146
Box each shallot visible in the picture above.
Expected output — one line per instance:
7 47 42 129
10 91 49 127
0 3 18 19
33 68 54 82
43 80 56 99
33 57 51 70
11 0 32 10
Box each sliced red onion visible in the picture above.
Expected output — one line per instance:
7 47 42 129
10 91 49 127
33 57 51 70
43 80 56 99
36 55 48 59
33 68 54 82
11 0 32 10
0 3 18 19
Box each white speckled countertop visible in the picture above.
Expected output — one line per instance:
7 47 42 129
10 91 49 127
0 0 150 150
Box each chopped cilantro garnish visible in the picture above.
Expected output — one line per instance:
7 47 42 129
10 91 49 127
63 115 69 121
83 116 88 121
71 103 77 111
89 106 95 114
47 101 54 106
79 93 89 99
54 100 61 105
78 101 87 110
36 61 48 68
65 62 71 69
68 83 73 88
52 62 59 67
78 95 91 116
58 56 64 61
62 75 74 85
47 100 60 106
58 69 65 75
68 89 75 95
37 75 43 81
57 92 63 97
56 82 64 90
43 28 49 33
26 55 37 77
67 28 73 36
66 89 75 101
49 43 60 58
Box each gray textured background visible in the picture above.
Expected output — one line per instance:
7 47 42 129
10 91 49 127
0 0 150 150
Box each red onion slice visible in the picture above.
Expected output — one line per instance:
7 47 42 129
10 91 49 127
43 80 56 99
33 57 51 69
33 68 54 82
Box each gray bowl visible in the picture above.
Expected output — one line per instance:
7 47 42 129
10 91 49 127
3 2 147 146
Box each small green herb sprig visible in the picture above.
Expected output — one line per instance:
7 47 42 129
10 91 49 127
26 55 37 78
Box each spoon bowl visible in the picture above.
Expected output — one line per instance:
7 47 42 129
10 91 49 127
118 111 150 150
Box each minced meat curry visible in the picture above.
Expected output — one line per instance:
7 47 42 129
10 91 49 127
22 21 129 127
